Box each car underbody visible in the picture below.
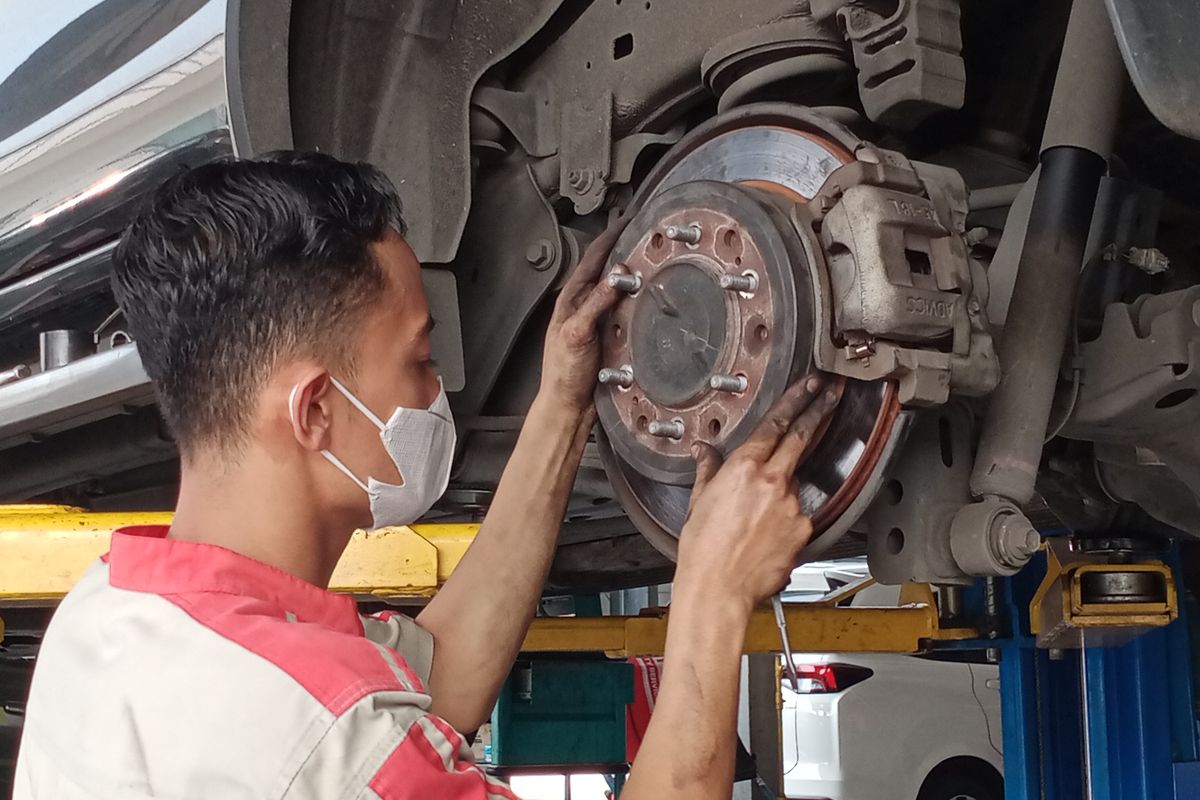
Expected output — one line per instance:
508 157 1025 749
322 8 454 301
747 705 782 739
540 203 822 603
2 0 1200 590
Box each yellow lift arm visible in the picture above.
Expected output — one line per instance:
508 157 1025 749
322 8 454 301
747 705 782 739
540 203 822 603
0 505 977 654
0 505 475 601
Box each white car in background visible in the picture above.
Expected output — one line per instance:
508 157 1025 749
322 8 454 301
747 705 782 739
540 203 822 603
781 577 1004 800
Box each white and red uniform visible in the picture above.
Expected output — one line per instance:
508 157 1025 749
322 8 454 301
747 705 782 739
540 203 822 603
14 526 519 800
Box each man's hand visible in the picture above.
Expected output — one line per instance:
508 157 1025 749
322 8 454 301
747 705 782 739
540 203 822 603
674 373 839 613
540 221 628 415
419 222 630 732
618 374 838 800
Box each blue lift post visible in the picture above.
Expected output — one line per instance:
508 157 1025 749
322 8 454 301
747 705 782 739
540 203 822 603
993 549 1200 800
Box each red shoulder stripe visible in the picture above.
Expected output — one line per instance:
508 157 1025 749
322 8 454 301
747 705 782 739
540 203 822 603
370 717 521 800
165 591 403 714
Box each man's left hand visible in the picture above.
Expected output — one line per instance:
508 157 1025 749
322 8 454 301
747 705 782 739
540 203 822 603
540 220 628 415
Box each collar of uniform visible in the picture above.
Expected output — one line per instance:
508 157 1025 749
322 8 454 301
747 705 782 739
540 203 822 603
106 525 363 636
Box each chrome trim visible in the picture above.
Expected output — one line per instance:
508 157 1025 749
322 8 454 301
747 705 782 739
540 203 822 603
0 1 233 282
0 345 153 449
0 242 116 332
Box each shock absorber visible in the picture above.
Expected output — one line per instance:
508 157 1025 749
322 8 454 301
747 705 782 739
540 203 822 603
953 0 1126 576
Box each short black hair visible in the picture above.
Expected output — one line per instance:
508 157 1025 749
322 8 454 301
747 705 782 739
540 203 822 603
112 151 406 457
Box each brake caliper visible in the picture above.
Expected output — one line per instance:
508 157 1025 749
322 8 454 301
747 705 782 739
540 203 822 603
797 145 999 406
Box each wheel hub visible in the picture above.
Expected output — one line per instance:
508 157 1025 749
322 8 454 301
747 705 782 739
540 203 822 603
594 105 905 561
629 259 728 409
598 181 809 485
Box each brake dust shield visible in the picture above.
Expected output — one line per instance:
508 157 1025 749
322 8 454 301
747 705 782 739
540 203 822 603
594 106 903 561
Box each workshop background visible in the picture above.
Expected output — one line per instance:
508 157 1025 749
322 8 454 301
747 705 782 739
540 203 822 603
3 0 1200 798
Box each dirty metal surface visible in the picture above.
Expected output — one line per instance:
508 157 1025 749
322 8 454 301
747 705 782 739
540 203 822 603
596 109 901 560
597 181 806 486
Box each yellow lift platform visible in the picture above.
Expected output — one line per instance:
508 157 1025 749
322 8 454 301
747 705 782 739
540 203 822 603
0 504 979 655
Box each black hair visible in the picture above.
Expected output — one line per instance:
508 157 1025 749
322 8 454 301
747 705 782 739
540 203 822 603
112 151 406 457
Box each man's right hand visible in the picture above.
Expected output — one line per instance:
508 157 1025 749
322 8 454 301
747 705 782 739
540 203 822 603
674 373 839 613
617 373 840 800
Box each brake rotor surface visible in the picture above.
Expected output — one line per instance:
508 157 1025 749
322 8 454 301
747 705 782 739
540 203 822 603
595 106 902 561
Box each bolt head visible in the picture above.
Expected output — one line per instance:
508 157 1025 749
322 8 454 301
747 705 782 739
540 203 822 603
1023 528 1042 554
995 514 1040 564
568 169 594 193
525 239 555 270
965 226 990 247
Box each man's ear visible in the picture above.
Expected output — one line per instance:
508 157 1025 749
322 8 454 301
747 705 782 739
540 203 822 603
287 369 335 452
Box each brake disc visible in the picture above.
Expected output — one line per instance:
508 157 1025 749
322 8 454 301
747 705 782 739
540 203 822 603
595 104 903 561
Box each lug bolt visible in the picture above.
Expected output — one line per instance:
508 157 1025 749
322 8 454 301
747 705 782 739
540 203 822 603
647 419 685 440
665 223 702 245
608 272 643 293
709 374 748 393
718 272 759 293
598 367 634 388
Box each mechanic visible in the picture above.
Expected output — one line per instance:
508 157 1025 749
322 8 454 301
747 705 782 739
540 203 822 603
14 152 836 800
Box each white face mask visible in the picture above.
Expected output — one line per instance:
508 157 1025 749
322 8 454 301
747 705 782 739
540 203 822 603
290 377 457 528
